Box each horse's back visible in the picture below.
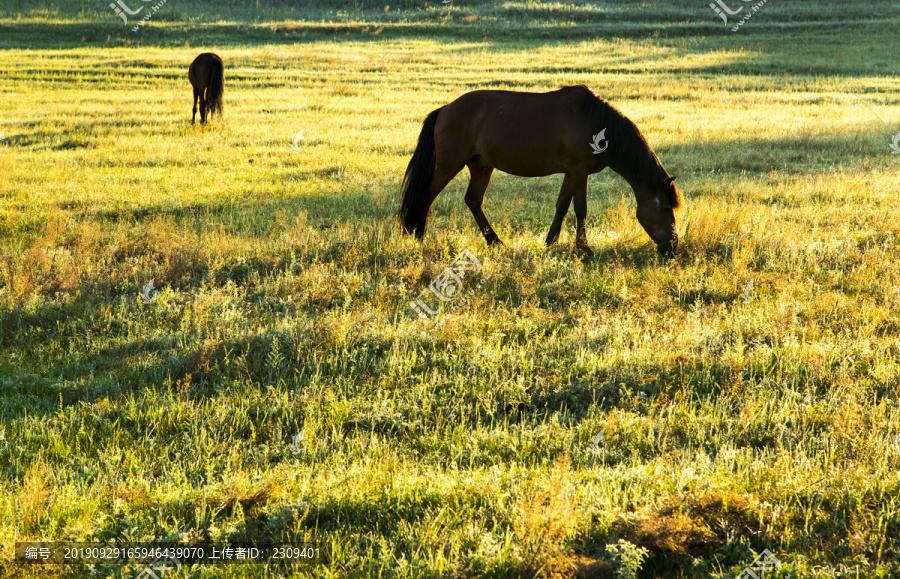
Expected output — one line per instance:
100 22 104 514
447 85 588 112
189 53 223 89
191 52 222 66
435 86 597 176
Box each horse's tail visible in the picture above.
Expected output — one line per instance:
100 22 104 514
399 106 443 237
206 57 224 118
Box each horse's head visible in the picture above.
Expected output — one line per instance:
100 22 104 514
636 175 683 257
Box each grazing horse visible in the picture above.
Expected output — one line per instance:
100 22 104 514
398 85 684 257
188 53 224 124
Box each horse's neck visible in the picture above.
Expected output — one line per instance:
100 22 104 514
597 112 668 192
609 155 666 196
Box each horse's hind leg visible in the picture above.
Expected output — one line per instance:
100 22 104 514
546 174 574 246
192 90 199 124
199 89 208 124
464 158 502 245
416 161 464 239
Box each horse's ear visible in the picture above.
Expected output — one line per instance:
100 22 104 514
662 175 677 188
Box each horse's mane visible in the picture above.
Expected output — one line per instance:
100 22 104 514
572 85 682 209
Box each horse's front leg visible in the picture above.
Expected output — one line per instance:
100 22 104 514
546 174 573 246
571 174 592 256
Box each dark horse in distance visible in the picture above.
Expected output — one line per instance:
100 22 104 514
188 53 224 124
398 85 684 256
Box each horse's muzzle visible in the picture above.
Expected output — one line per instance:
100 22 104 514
656 236 678 258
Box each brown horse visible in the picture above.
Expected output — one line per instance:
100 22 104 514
188 53 224 125
398 85 684 257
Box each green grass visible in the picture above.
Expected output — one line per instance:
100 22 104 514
2 0 900 577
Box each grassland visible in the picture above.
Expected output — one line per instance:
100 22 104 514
1 0 900 577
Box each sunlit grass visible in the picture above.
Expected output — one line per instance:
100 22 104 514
2 1 900 578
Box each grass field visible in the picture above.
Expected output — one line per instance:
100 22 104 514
2 0 900 577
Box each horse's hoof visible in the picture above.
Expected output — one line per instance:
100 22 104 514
576 244 593 257
485 232 504 246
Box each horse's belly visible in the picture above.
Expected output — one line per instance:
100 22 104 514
480 149 569 178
